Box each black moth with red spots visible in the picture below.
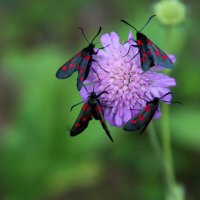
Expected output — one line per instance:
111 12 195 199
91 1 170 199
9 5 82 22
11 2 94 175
56 27 102 91
121 15 173 71
70 90 113 142
123 92 173 133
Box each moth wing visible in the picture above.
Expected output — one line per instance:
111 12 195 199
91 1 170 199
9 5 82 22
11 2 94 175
76 51 91 91
123 104 157 133
56 51 83 79
139 106 157 134
93 102 113 142
147 39 173 69
123 110 149 131
70 102 93 136
139 42 154 71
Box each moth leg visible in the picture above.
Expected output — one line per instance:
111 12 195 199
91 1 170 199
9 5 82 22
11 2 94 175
102 99 116 103
130 51 140 60
101 106 113 109
143 92 152 101
91 66 101 82
122 40 129 46
101 100 116 109
135 91 149 102
92 59 109 73
122 38 137 45
123 44 139 57
130 108 142 111
94 44 110 55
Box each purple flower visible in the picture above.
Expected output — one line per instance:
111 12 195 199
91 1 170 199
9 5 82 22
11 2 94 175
80 32 176 127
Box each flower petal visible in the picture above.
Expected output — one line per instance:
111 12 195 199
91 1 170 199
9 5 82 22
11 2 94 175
100 33 112 53
168 54 176 63
110 32 120 49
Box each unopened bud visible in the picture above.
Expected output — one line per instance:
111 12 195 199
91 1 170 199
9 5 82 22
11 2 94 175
154 0 186 26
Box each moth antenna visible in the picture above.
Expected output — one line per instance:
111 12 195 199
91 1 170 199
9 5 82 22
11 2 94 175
136 93 149 102
159 92 183 104
121 20 138 32
70 100 86 112
83 84 90 95
93 82 96 93
171 101 182 105
78 27 90 44
91 26 102 43
171 101 183 105
161 100 183 105
160 92 172 100
139 15 156 32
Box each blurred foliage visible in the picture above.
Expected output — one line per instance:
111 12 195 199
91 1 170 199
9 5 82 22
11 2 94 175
0 0 200 200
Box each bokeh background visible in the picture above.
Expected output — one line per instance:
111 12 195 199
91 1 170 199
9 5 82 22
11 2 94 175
0 0 200 200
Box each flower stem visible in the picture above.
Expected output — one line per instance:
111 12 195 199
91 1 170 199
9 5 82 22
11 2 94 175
161 103 175 189
161 26 185 200
148 123 163 169
162 25 176 191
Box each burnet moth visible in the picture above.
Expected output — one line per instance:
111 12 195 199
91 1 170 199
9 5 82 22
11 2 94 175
123 92 181 133
121 15 174 71
70 85 113 142
56 27 102 91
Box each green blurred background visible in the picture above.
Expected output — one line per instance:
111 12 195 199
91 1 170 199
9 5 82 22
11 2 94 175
0 0 200 200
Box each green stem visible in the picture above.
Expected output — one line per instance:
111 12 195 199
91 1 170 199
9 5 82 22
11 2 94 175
148 123 163 169
161 26 176 192
161 26 185 200
161 103 185 200
161 103 176 190
162 25 176 198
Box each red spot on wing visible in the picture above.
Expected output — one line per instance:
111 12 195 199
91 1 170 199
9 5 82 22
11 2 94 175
84 55 90 61
75 123 81 127
155 51 160 56
77 52 82 57
147 50 152 55
162 54 167 60
82 104 89 111
79 69 83 74
76 64 80 70
137 40 143 46
148 40 152 45
62 66 67 71
97 105 102 113
82 117 87 122
143 52 147 57
69 63 74 69
138 114 144 121
144 105 151 112
141 57 145 63
131 119 137 124
79 76 83 81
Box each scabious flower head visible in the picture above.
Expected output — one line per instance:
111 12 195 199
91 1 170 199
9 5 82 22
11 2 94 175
80 32 176 127
154 0 186 26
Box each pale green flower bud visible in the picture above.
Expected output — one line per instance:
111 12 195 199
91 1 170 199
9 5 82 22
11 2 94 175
154 0 186 26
